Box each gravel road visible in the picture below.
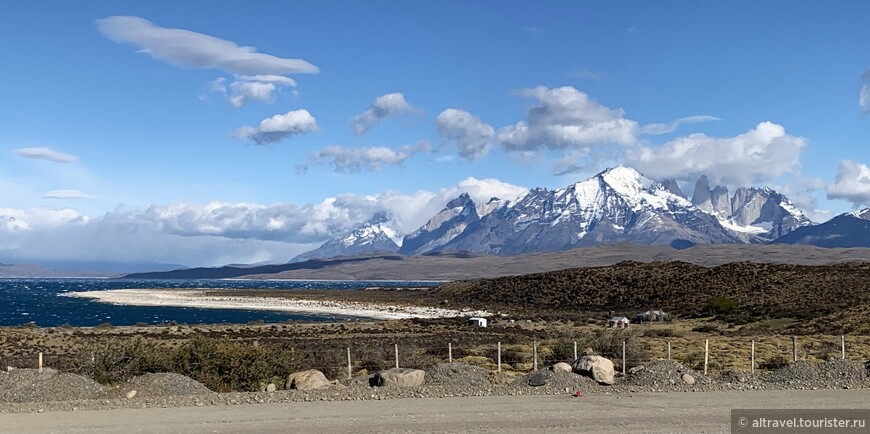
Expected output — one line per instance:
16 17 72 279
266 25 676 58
2 389 868 434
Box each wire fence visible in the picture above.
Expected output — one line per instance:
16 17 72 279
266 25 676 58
2 334 866 382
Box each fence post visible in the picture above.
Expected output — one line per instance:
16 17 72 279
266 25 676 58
704 339 709 376
533 341 538 371
750 340 755 376
841 336 845 360
497 342 502 373
347 348 352 380
38 352 43 373
573 341 578 362
792 336 798 362
448 343 453 363
395 344 399 369
622 340 626 374
667 341 671 360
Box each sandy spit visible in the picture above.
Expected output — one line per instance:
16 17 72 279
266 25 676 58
63 289 488 320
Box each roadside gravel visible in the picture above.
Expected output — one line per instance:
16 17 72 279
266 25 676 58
1 359 868 413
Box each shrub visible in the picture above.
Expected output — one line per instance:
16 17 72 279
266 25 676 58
642 328 684 338
692 324 720 334
72 337 170 384
704 296 739 315
758 355 789 370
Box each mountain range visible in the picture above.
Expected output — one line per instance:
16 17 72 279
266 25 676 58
295 165 853 260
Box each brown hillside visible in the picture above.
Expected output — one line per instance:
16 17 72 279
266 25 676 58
434 261 870 322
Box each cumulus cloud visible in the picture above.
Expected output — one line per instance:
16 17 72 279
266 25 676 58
625 121 806 187
308 142 431 174
0 178 527 266
435 109 495 161
827 160 870 207
640 115 721 135
96 16 318 75
352 93 419 134
497 86 638 152
41 190 96 200
209 75 298 108
13 147 78 164
233 109 318 144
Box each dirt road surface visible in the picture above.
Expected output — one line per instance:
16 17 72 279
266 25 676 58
2 389 868 433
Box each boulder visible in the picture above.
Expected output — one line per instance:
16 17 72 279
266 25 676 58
371 368 425 387
572 355 615 385
681 373 695 385
527 373 548 387
285 369 330 391
552 362 572 373
266 383 276 392
628 365 645 375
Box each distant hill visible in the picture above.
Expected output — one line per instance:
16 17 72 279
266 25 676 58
0 263 116 278
772 209 870 248
124 244 870 281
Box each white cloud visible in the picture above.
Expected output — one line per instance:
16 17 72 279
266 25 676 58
497 86 638 152
96 16 318 75
233 109 318 144
0 178 527 266
625 121 806 186
42 190 96 200
308 142 431 174
640 115 721 135
827 160 870 207
13 147 78 164
352 93 419 134
229 81 277 108
435 109 495 161
0 207 88 232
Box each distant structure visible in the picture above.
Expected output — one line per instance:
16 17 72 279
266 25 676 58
635 310 670 323
607 316 630 328
468 317 488 327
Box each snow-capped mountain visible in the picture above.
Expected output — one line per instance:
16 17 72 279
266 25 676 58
432 166 745 254
292 166 818 261
291 212 403 262
772 208 870 248
690 176 812 241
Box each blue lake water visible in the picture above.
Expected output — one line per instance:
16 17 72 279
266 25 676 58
0 279 440 327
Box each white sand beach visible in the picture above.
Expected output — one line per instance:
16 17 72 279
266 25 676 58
63 289 488 320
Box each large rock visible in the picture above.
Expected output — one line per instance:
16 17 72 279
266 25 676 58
371 368 425 387
285 369 330 391
552 362 572 373
572 355 616 385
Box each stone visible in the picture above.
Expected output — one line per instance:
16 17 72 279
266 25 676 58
286 369 330 391
552 362 572 373
681 373 695 385
628 365 645 375
527 373 548 387
572 355 616 385
266 383 276 392
371 368 426 387
125 390 137 399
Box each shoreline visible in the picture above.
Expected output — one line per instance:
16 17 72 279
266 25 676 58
63 289 487 320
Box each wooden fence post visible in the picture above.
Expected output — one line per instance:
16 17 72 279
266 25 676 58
704 339 709 376
622 340 626 374
841 336 845 360
38 352 43 373
394 344 399 369
573 341 578 361
497 342 502 373
448 342 453 363
792 336 798 362
667 341 671 360
346 348 352 380
750 340 755 376
533 341 538 371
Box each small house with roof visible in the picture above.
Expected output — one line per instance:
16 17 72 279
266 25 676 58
607 316 630 328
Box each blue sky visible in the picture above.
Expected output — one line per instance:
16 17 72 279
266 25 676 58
1 1 870 266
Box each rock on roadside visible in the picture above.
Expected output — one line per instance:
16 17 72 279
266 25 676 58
572 355 616 385
372 368 425 387
286 370 330 391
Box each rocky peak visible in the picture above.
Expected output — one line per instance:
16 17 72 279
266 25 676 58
691 175 713 210
660 179 684 198
445 193 473 209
